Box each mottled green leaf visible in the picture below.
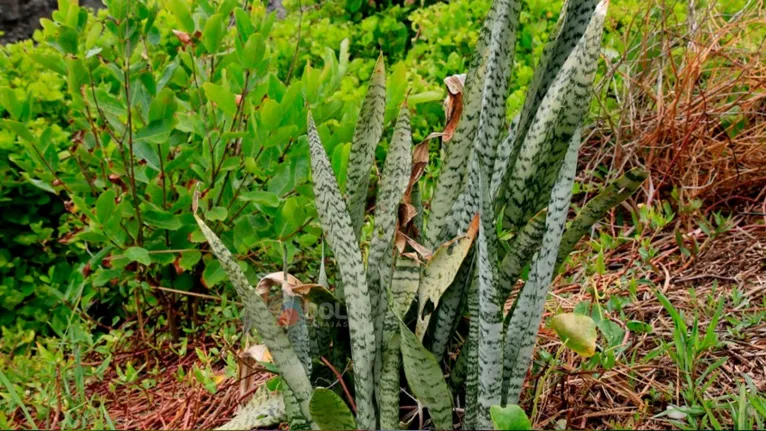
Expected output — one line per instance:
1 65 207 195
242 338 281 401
306 111 376 430
309 388 356 430
345 54 386 239
399 320 452 430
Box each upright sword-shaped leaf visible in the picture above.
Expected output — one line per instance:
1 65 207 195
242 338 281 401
368 103 413 388
502 128 581 405
424 0 521 247
307 112 376 430
496 0 600 202
193 213 314 424
503 0 607 228
345 55 386 239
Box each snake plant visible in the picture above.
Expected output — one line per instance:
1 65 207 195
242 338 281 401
194 0 646 429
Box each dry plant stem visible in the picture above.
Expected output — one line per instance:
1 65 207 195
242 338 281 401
320 356 357 413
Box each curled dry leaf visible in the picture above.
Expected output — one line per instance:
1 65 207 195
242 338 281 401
442 74 466 142
243 344 273 363
172 29 193 46
255 272 303 299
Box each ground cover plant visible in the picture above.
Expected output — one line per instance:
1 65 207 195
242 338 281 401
0 0 764 429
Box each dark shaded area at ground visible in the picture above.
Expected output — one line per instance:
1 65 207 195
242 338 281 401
0 0 103 44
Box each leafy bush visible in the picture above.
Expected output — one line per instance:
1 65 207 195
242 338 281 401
0 0 399 334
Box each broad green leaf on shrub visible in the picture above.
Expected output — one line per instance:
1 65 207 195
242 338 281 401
202 13 225 53
239 190 280 208
167 0 195 33
490 404 532 430
142 209 182 231
306 111 375 430
216 385 285 430
555 168 648 271
124 247 151 266
2 120 35 143
193 207 314 422
95 189 116 225
416 214 478 339
309 388 356 430
203 82 237 117
399 320 452 430
275 197 306 240
135 118 176 144
550 313 598 357
0 87 25 120
206 206 228 222
243 33 267 69
202 260 226 287
29 52 67 75
345 54 385 239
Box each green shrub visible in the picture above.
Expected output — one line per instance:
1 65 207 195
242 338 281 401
0 0 386 334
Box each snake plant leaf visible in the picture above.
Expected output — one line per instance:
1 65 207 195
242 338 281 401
462 274 480 430
416 214 479 339
475 167 504 429
498 0 600 204
503 0 607 227
399 320 453 430
498 208 548 301
490 115 519 199
309 388 357 430
378 317 402 429
490 404 532 430
390 255 421 318
283 385 314 430
424 0 522 247
550 313 598 357
346 54 386 239
502 128 582 405
193 210 314 423
307 111 376 430
368 102 412 383
216 385 286 430
555 168 648 271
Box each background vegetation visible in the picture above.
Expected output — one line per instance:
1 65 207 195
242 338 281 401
0 0 764 429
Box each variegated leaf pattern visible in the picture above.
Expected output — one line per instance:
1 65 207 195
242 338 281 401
424 0 521 247
283 385 314 430
503 128 581 405
503 1 607 227
399 320 453 430
490 115 519 200
309 388 357 430
476 165 504 429
555 168 647 271
367 103 412 385
378 316 401 430
462 274 480 430
346 54 386 239
216 385 286 430
193 213 314 423
416 215 479 339
306 112 376 430
498 208 548 301
389 256 421 318
498 0 599 202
